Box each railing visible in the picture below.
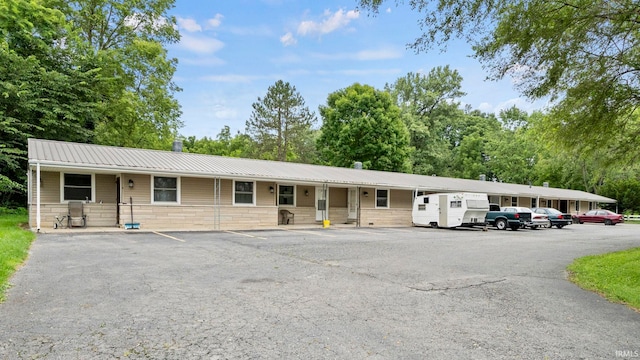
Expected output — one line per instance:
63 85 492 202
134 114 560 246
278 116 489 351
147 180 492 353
623 214 640 221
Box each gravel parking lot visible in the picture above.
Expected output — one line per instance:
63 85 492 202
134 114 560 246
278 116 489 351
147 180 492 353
1 224 640 359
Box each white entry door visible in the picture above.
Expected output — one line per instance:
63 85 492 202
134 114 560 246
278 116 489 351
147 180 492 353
348 188 358 220
315 186 329 221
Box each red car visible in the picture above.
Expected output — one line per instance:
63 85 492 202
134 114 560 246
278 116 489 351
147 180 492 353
573 209 624 225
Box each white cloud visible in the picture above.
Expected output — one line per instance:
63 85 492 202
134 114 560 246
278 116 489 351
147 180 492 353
310 47 403 61
477 102 494 113
177 17 202 32
179 33 224 54
207 14 224 28
386 7 392 13
297 8 360 36
200 74 260 83
180 57 225 66
280 32 297 46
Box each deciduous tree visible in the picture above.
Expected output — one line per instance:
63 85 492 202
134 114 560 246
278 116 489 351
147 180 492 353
317 83 412 172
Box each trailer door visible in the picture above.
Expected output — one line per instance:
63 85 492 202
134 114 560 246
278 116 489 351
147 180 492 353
439 195 448 227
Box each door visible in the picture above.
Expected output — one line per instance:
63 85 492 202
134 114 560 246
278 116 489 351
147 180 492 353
439 195 448 227
315 186 329 221
116 177 121 225
348 188 358 220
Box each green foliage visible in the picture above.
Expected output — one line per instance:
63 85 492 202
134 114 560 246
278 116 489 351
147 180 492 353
317 83 412 172
182 126 256 158
0 210 35 302
385 67 466 176
358 0 640 159
56 0 183 150
568 247 640 311
246 80 317 162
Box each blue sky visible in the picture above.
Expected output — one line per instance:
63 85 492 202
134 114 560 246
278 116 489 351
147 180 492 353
167 0 544 138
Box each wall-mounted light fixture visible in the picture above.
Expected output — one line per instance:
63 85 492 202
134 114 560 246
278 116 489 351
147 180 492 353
128 179 134 188
363 191 369 197
305 190 309 196
269 186 274 193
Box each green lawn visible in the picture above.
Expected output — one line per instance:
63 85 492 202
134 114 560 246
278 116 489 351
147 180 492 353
568 247 640 311
0 209 35 302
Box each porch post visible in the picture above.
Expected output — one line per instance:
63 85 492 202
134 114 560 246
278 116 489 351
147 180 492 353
36 162 41 232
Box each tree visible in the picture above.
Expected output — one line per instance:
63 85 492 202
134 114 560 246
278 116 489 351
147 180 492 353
358 0 640 159
317 83 412 172
385 67 466 176
52 0 183 149
245 80 317 162
0 0 104 206
182 126 256 158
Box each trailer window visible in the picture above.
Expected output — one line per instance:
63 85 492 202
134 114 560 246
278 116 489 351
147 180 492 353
423 197 429 204
466 199 489 209
450 200 462 208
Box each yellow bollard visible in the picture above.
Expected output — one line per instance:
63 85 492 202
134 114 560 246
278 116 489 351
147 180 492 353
322 219 330 228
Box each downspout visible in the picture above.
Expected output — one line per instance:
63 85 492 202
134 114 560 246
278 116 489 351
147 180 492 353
27 168 31 229
36 162 41 232
356 186 361 228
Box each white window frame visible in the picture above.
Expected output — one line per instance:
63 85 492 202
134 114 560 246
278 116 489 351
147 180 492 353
151 176 181 204
375 188 389 209
277 184 296 207
60 173 95 203
233 180 256 206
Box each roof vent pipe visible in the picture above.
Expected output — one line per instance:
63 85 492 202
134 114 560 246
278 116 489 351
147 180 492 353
354 162 362 169
543 182 549 188
479 174 486 181
172 140 183 152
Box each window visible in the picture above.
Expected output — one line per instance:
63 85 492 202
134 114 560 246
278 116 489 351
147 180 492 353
450 200 462 208
376 189 389 208
531 198 537 208
153 176 178 202
575 201 580 212
511 197 518 206
423 197 429 204
278 185 295 206
63 173 93 201
234 181 254 205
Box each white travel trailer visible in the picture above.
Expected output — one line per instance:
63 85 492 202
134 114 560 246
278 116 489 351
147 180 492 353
412 192 490 228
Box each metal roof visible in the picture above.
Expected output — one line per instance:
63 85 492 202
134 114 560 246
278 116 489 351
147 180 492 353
28 138 615 203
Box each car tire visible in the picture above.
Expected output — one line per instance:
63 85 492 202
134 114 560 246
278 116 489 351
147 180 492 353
556 225 564 229
510 225 520 231
496 219 507 230
605 219 612 226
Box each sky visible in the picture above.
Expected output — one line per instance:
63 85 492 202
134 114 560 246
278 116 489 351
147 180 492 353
167 0 545 139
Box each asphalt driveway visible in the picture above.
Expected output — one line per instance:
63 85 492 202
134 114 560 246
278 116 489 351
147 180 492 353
1 224 640 359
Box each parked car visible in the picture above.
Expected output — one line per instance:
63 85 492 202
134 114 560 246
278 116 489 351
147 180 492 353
486 204 531 230
502 206 549 229
573 209 623 225
532 207 572 229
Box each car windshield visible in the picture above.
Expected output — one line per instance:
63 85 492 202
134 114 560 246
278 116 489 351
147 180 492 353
547 208 562 214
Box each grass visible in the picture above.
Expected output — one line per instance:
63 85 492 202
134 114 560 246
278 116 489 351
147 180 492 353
0 208 35 302
568 247 640 311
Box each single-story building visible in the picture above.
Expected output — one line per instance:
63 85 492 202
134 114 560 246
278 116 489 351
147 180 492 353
27 138 616 231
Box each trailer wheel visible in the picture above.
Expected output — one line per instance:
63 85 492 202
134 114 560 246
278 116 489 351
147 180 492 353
430 222 438 228
496 219 507 230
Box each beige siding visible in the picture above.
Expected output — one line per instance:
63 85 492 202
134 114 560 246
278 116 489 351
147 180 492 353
32 171 60 203
122 173 151 204
182 177 214 205
390 189 412 209
96 174 117 204
256 181 276 206
360 187 375 208
329 188 347 207
296 186 314 207
520 197 532 208
219 179 233 206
